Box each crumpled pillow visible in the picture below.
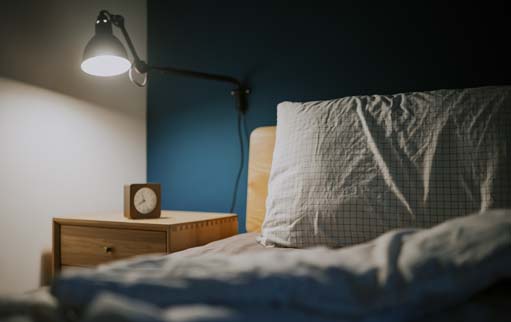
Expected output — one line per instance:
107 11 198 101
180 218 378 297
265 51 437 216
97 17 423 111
260 86 511 248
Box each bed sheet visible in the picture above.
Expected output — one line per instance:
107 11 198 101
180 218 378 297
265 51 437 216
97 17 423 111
171 232 297 258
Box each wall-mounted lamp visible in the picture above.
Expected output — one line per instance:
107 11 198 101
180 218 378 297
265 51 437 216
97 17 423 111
81 10 250 213
81 10 250 113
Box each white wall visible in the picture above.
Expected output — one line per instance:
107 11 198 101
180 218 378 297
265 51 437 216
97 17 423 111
0 0 147 294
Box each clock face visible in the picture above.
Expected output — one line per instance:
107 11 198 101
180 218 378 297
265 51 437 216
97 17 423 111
133 187 158 215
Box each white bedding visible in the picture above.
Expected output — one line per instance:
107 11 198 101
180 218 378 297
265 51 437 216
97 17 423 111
42 209 511 322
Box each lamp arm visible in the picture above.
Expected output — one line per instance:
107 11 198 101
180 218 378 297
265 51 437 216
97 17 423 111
101 10 146 73
148 66 241 87
100 10 249 113
149 66 250 113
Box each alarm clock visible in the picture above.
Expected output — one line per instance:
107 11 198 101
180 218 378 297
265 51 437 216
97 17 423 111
124 183 161 219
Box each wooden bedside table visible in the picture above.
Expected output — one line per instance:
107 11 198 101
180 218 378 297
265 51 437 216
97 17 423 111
52 210 237 274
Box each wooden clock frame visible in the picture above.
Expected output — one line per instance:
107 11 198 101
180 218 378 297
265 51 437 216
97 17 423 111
124 183 161 219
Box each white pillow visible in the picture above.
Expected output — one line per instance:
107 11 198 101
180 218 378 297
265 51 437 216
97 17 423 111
259 86 511 248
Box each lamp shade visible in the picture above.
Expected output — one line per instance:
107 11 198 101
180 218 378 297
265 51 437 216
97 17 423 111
81 17 131 77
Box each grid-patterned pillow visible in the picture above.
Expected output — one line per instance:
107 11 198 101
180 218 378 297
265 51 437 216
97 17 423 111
259 86 511 248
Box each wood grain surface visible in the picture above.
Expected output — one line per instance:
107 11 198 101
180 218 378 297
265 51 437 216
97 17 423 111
246 126 276 232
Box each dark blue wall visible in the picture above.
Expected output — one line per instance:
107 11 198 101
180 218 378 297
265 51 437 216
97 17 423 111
147 1 511 232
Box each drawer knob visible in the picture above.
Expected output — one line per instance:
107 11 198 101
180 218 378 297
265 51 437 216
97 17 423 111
103 246 113 254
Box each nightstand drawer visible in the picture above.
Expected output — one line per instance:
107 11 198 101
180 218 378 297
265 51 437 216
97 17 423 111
60 225 167 267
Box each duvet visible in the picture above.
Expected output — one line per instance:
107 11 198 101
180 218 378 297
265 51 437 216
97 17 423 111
1 209 510 322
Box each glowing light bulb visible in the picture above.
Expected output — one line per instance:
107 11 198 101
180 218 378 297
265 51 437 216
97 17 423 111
81 55 131 77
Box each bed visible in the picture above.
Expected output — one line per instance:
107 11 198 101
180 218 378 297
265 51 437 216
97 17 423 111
1 86 510 322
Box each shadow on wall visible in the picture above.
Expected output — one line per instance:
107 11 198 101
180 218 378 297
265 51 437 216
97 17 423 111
0 77 146 294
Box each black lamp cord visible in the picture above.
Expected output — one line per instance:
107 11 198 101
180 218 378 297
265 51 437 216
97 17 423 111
229 112 247 213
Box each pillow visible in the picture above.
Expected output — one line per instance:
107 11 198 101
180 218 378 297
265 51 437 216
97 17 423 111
259 86 511 248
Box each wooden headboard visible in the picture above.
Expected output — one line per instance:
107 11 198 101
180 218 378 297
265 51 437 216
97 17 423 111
246 126 276 232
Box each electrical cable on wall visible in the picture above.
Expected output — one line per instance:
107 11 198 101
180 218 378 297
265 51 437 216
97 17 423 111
229 112 246 213
242 113 250 144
